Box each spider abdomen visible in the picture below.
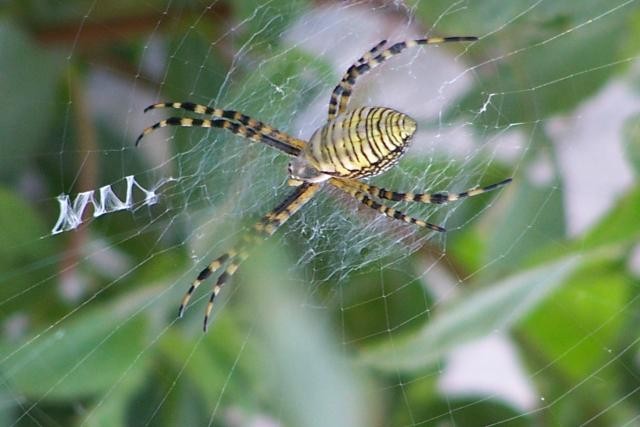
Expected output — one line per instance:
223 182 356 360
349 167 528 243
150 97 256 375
305 107 417 179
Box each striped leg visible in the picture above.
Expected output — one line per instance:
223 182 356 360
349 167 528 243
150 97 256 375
325 40 386 120
327 39 386 119
355 39 387 66
136 117 301 156
335 177 512 204
330 179 445 232
143 102 305 152
327 36 477 119
179 182 321 332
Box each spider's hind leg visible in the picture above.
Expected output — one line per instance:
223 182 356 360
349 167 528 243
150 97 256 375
329 178 446 232
340 177 513 204
179 251 234 319
178 182 321 332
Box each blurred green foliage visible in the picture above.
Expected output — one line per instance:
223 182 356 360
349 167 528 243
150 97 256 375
1 1 640 426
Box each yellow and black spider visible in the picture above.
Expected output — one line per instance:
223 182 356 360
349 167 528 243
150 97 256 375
137 36 512 331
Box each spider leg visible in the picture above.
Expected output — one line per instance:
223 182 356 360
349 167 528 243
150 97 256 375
142 102 305 152
327 36 477 119
325 40 386 120
178 182 321 332
337 177 512 204
355 39 388 66
330 179 445 232
136 117 301 156
326 39 385 119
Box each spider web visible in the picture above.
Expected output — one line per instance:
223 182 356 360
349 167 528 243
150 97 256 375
2 0 640 425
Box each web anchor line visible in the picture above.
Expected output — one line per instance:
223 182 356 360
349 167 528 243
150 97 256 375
51 175 173 235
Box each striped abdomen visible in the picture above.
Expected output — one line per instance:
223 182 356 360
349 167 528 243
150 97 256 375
304 107 417 179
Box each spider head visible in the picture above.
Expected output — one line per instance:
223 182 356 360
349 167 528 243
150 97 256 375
288 157 329 184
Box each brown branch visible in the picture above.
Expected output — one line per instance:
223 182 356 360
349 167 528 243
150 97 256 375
32 4 230 49
57 67 99 300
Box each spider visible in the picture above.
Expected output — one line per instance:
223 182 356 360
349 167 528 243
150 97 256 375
137 36 512 331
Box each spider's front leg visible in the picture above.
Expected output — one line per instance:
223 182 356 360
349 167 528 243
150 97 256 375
180 182 321 331
137 102 305 156
328 36 477 119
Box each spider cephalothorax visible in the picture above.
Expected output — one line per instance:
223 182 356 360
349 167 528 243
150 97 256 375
137 36 512 331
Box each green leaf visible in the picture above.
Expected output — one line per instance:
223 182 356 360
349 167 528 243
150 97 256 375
521 260 627 380
410 0 632 37
0 392 14 427
231 0 310 48
156 312 258 405
0 188 52 272
0 187 57 313
164 29 227 105
229 46 334 125
519 186 640 268
452 17 630 127
516 262 638 426
1 288 152 400
581 186 640 250
242 242 372 427
360 255 581 373
0 19 63 182
81 366 144 427
623 113 640 176
482 169 565 277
